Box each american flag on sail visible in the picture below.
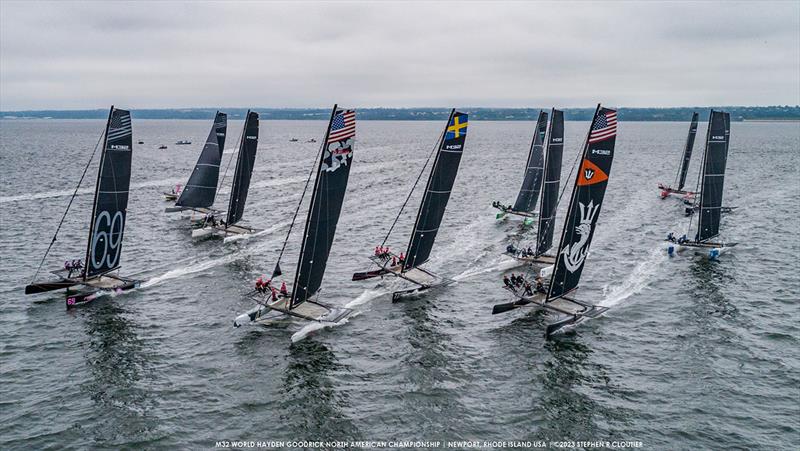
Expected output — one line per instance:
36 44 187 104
588 109 617 144
107 110 132 142
328 109 356 142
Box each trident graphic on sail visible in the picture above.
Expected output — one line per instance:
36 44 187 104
561 200 601 272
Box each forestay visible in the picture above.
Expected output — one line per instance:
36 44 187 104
548 105 617 300
677 112 699 191
535 108 564 256
84 107 133 278
226 111 259 226
513 111 548 213
290 107 356 308
403 110 468 270
697 110 730 242
176 111 227 209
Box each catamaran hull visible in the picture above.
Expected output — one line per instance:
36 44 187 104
657 183 696 200
234 299 353 327
491 293 608 337
664 241 736 260
65 277 140 309
191 224 259 240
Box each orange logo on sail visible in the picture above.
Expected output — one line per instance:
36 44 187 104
577 159 608 186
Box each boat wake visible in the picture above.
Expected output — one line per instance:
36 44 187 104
345 289 387 308
598 245 667 308
290 311 362 343
453 256 522 281
222 221 289 244
0 177 180 204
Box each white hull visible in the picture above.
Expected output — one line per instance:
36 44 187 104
234 296 352 327
191 223 257 240
663 241 734 260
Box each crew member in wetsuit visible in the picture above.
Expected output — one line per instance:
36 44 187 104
506 244 516 254
398 252 405 265
255 276 264 293
667 232 675 242
280 281 288 296
524 282 534 296
65 260 74 277
503 275 512 288
535 277 546 294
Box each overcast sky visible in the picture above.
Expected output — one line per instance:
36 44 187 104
1 1 798 110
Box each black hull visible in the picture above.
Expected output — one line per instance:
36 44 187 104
352 268 389 281
25 280 79 295
65 279 138 309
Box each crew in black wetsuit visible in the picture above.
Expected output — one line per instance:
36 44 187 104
524 282 533 296
503 275 512 288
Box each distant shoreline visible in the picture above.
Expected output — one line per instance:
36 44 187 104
2 106 798 122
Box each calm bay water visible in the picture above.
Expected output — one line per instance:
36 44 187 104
0 119 798 450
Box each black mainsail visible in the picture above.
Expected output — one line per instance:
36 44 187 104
535 108 564 256
676 112 699 191
175 111 227 209
512 111 548 214
696 110 730 242
547 105 617 300
403 110 468 270
290 107 356 309
85 107 134 278
225 111 259 226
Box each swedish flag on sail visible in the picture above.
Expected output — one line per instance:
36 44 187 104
445 113 468 140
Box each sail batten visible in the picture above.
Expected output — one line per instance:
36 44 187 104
696 110 730 242
84 107 133 278
547 105 617 301
403 110 468 270
225 111 259 226
290 106 355 308
535 109 565 256
176 111 227 208
512 111 548 213
677 112 699 191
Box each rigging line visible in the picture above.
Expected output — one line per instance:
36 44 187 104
379 126 445 249
273 139 325 272
31 129 105 283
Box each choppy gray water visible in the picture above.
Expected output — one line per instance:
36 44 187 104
1 119 798 450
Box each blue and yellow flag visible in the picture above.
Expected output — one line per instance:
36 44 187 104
445 113 468 140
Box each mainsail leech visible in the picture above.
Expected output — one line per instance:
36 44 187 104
226 111 259 226
176 112 227 209
290 106 356 308
696 110 731 242
535 109 564 256
84 107 133 279
513 111 548 213
676 112 699 191
403 110 468 271
547 105 617 301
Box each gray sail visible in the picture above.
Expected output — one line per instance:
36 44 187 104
403 110 468 270
696 110 730 242
535 109 564 256
176 111 227 208
290 106 355 308
512 111 548 213
226 111 259 226
677 112 699 191
84 107 133 278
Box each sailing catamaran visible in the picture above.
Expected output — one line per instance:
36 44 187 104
234 106 356 327
492 105 617 336
504 109 565 270
191 110 259 240
165 111 227 220
351 109 468 301
493 111 548 225
25 106 140 308
665 110 736 259
658 112 699 200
